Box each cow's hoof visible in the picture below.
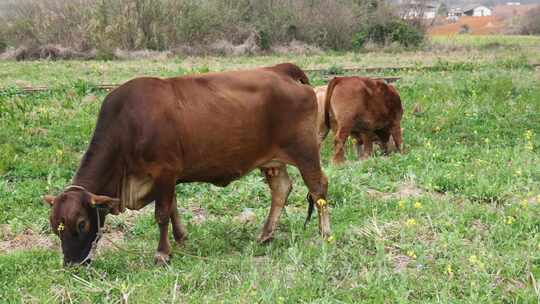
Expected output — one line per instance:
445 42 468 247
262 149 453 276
173 234 187 245
331 160 346 166
154 252 171 266
257 232 273 244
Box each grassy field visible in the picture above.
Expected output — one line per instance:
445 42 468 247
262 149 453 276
429 34 540 48
1 44 540 302
1 37 539 88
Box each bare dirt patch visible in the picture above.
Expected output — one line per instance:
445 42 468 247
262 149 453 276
183 205 210 225
392 254 413 272
428 16 506 35
0 224 13 240
0 209 146 255
0 229 57 254
97 230 126 255
233 208 257 225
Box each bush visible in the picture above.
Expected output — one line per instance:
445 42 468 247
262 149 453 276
0 0 424 57
459 24 470 34
352 20 424 48
520 6 540 35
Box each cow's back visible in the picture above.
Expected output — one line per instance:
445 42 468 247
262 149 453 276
100 69 317 186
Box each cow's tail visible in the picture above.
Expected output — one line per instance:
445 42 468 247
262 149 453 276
304 193 315 228
323 77 340 132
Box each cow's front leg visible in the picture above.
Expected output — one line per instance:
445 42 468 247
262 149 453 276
360 132 374 159
258 166 292 243
374 130 391 155
170 197 187 245
153 176 176 265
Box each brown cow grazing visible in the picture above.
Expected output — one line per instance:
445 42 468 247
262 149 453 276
319 77 403 164
42 63 330 266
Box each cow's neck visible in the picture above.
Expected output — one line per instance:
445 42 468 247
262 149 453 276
71 142 122 198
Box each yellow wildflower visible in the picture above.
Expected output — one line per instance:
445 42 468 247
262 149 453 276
524 130 533 140
405 218 417 227
414 202 422 209
407 250 417 259
446 264 453 275
398 200 405 209
505 216 514 225
469 255 478 264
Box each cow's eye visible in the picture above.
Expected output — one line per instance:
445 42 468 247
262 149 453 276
77 219 87 235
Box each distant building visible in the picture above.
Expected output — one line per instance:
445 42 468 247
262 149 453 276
448 7 464 20
448 5 492 20
464 6 492 17
400 1 437 19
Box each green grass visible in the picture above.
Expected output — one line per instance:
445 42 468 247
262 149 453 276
0 52 539 302
430 34 540 48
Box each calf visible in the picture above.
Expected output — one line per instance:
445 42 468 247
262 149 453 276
318 77 403 164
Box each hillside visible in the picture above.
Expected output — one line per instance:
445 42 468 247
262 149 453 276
428 16 506 35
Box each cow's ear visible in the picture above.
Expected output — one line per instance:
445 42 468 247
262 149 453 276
89 194 121 215
42 195 56 207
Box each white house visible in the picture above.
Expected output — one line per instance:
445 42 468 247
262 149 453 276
400 1 437 19
464 5 492 16
448 5 492 19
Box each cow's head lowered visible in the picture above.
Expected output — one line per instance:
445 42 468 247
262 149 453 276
43 187 120 266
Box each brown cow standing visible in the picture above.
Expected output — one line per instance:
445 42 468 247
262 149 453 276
318 77 403 164
42 63 330 266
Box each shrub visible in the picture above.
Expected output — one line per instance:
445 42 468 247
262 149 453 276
390 21 424 47
459 24 470 34
0 0 425 57
352 20 424 48
520 6 540 35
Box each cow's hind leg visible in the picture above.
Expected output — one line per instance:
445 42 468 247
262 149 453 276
258 165 292 243
351 131 363 160
390 123 403 153
332 122 353 165
170 197 187 245
153 175 176 265
360 132 374 159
